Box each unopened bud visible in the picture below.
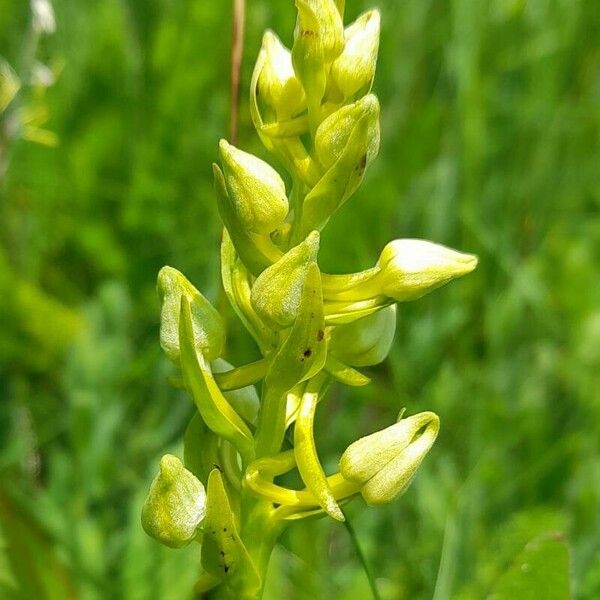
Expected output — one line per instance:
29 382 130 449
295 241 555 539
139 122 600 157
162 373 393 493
376 240 478 301
158 267 225 362
329 304 396 367
315 94 380 170
219 140 289 235
141 454 206 548
295 0 344 63
259 31 306 120
251 231 320 328
330 10 380 100
340 412 439 505
292 0 344 108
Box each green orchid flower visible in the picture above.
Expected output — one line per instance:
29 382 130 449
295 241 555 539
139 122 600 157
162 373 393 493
143 1 478 597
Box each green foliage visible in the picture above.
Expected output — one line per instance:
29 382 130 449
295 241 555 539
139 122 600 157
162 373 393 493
491 533 570 600
0 0 598 598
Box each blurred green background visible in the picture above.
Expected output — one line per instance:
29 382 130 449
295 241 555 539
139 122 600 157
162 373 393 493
1 0 599 598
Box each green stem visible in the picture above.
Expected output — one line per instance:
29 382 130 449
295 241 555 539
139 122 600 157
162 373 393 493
343 510 381 600
254 384 287 458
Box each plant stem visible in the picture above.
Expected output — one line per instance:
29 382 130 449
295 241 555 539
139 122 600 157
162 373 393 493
343 510 381 600
230 0 246 145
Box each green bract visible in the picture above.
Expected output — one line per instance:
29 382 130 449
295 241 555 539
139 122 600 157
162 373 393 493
143 2 478 597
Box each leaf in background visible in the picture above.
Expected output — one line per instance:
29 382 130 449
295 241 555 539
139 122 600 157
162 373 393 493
0 523 17 595
490 532 570 600
0 59 20 113
0 489 78 600
122 482 202 600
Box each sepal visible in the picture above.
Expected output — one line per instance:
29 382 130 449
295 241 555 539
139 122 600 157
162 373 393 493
330 10 380 100
375 239 478 301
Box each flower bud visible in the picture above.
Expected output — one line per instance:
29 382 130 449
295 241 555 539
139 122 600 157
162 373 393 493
329 304 396 367
295 0 344 63
330 10 380 100
340 412 439 505
315 94 380 170
219 139 288 235
158 266 225 363
251 231 320 328
292 0 344 109
141 454 207 548
258 31 306 120
376 239 478 301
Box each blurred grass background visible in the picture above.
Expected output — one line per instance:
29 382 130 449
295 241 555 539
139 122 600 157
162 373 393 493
0 0 599 598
